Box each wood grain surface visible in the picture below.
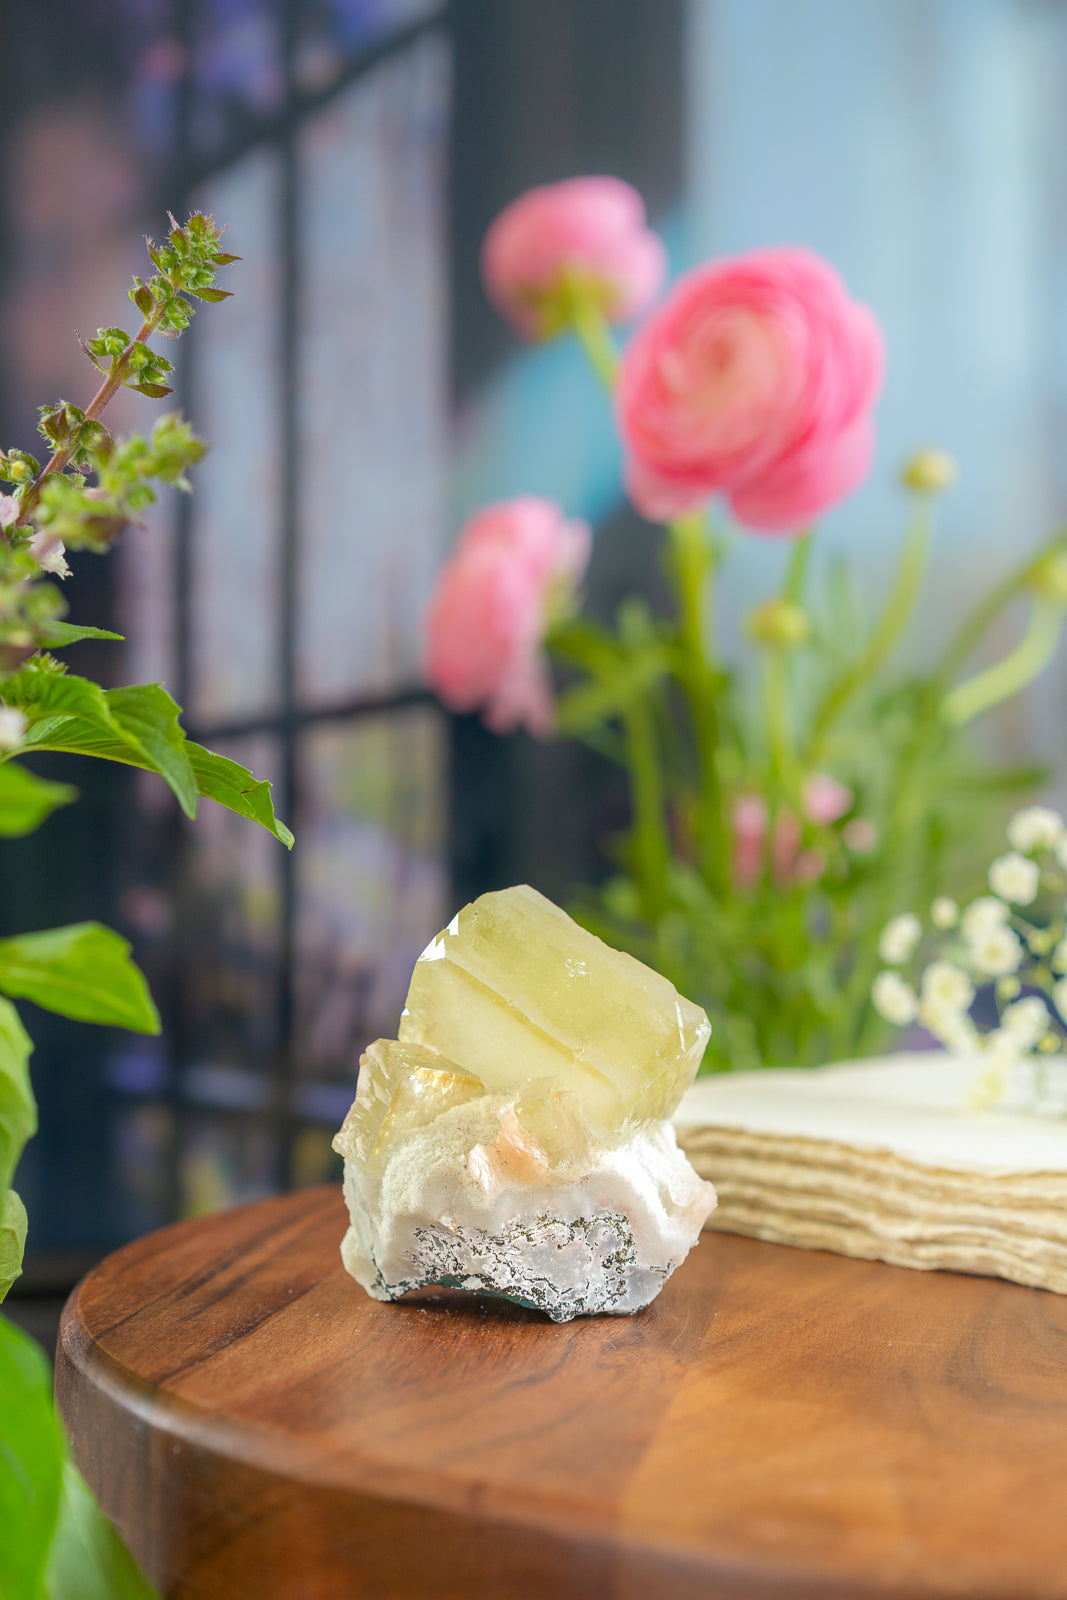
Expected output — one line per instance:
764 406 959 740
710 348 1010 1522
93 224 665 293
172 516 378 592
56 1185 1067 1600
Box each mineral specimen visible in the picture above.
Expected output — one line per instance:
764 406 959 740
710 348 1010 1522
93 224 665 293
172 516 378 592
333 885 716 1321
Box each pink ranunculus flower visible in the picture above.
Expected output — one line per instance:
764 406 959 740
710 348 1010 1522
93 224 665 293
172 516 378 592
617 246 884 533
481 177 667 339
424 497 591 738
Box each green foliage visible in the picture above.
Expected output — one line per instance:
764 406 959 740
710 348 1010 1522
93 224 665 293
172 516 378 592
0 998 35 1195
9 667 197 818
0 924 161 1034
31 415 207 555
186 743 295 849
34 623 123 649
0 1189 27 1302
0 211 235 657
43 1459 157 1600
0 1314 64 1600
5 665 293 844
568 523 1067 1070
0 1316 156 1600
0 764 76 837
0 211 270 1595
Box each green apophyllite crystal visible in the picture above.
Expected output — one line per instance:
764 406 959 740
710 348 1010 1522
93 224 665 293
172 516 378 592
396 884 710 1142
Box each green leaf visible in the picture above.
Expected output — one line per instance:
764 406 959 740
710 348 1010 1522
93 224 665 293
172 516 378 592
44 1459 158 1600
0 1315 157 1600
556 649 670 737
9 668 122 734
548 618 626 675
0 1188 27 1303
0 924 161 1034
127 383 173 400
187 287 232 302
106 685 197 819
16 674 198 819
11 671 292 846
34 623 124 648
187 743 294 848
0 1314 65 1599
0 764 77 837
0 998 35 1195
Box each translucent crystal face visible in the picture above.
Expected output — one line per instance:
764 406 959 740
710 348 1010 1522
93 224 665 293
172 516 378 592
332 1039 484 1172
396 885 710 1143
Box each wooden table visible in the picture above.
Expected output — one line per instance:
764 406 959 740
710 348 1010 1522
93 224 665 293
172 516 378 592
56 1185 1067 1599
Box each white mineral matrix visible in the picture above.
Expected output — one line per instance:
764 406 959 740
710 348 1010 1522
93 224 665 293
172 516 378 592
332 885 716 1321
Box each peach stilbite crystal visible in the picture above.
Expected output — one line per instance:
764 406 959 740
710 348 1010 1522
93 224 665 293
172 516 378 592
333 886 716 1321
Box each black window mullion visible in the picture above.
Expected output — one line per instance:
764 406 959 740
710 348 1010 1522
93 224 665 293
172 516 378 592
275 0 301 1192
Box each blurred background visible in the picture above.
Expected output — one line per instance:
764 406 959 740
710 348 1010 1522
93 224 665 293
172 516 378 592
3 0 1067 1341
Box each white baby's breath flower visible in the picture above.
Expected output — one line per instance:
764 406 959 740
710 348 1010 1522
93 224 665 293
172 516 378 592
1007 805 1064 854
967 1060 1009 1111
1051 940 1067 975
960 896 1009 941
878 912 922 966
968 924 1024 978
1053 978 1067 1023
920 994 978 1054
917 959 981 1052
872 971 919 1026
931 897 958 930
1056 837 1067 871
988 852 1040 906
0 706 26 751
1000 996 1050 1051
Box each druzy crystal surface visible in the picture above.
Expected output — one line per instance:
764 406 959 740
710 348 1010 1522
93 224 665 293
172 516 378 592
334 885 716 1321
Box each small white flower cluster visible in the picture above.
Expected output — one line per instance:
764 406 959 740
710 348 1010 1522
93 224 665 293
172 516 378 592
870 804 1067 1109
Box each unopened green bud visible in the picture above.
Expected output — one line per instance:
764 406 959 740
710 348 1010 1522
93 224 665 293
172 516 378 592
3 450 39 484
745 597 812 650
901 448 958 493
1029 551 1067 604
98 326 130 356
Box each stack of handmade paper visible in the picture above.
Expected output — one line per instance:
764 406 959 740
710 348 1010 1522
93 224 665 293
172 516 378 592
673 1053 1067 1293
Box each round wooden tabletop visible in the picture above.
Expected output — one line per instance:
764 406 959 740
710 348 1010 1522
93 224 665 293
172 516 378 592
57 1185 1067 1600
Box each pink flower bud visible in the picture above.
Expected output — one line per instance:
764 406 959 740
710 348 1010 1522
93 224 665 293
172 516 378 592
424 497 591 738
803 772 853 826
617 245 884 533
732 795 768 888
481 177 667 339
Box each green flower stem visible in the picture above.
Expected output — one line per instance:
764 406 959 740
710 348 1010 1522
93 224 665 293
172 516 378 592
665 511 729 886
761 531 812 804
764 650 801 800
806 495 932 765
783 530 812 602
13 312 161 531
565 290 619 390
669 511 714 665
935 525 1067 685
941 597 1065 727
622 698 670 918
844 682 942 1055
